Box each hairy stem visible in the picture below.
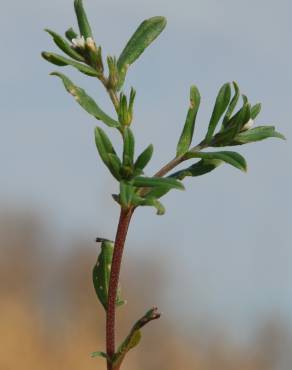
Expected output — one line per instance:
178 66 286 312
106 207 134 369
154 155 184 178
154 142 207 178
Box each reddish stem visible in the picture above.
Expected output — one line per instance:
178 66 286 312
106 207 134 370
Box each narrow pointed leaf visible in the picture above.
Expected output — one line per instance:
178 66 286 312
141 196 165 215
211 103 250 146
51 72 119 128
129 88 136 116
45 29 85 61
185 151 247 172
93 240 125 311
91 351 108 359
222 81 240 128
74 0 93 39
133 176 184 190
123 127 135 166
232 126 286 144
229 103 251 132
143 185 171 200
95 127 122 180
250 103 262 119
113 307 161 368
205 83 232 143
242 94 248 104
117 16 167 89
170 159 222 180
108 154 123 180
42 52 99 76
176 85 201 156
134 144 154 172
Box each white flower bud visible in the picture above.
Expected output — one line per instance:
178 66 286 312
71 36 86 49
86 37 96 51
241 118 254 131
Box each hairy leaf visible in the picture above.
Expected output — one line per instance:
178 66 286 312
211 103 251 146
42 52 98 76
113 307 161 368
185 151 247 172
250 103 262 119
95 127 122 180
123 127 135 167
92 240 125 311
45 29 85 61
117 16 167 90
133 176 185 190
134 144 154 172
91 351 108 359
222 81 240 129
74 0 93 39
51 72 119 127
170 159 222 180
176 85 201 156
232 126 285 144
205 83 232 143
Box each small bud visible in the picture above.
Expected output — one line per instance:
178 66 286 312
86 37 96 52
72 36 86 49
241 118 254 131
107 56 119 90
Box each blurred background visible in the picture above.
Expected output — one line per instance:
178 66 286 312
1 0 291 369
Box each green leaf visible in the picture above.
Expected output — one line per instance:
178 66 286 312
134 144 154 173
242 94 248 104
232 125 286 144
250 103 262 119
92 240 125 311
95 127 122 180
113 307 161 368
91 351 108 360
141 196 166 215
143 185 171 200
108 154 123 180
176 85 201 156
74 0 93 39
114 331 141 368
42 52 98 76
205 82 232 143
222 81 240 129
120 181 134 208
227 103 251 132
170 159 222 180
117 16 167 90
128 88 136 118
211 103 251 146
123 128 135 166
44 29 85 62
51 72 119 128
133 176 185 190
185 151 247 172
65 27 78 41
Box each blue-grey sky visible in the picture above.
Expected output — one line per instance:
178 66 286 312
1 0 291 341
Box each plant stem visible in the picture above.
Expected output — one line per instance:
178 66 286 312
154 155 184 178
106 207 134 370
154 142 207 178
99 75 120 112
